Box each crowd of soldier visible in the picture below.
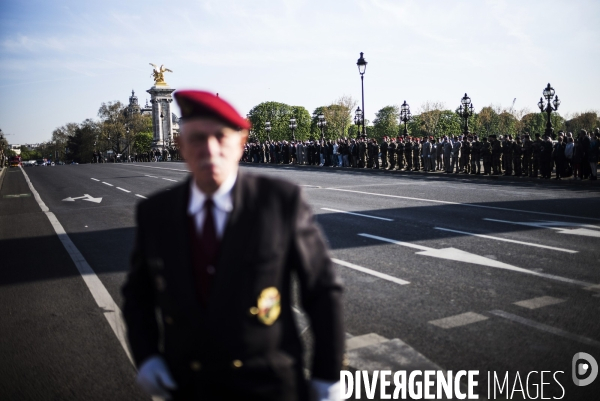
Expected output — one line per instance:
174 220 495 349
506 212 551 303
243 128 600 181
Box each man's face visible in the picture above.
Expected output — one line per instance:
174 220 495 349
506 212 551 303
178 118 248 194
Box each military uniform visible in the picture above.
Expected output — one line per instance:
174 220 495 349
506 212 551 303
522 136 532 176
531 135 542 177
404 140 413 171
471 138 481 174
396 139 405 170
388 139 397 170
123 90 344 401
491 136 502 175
412 140 420 171
512 140 523 176
461 138 471 173
380 139 388 169
502 137 513 176
481 138 492 175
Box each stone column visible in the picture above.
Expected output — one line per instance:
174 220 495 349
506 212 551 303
147 85 176 147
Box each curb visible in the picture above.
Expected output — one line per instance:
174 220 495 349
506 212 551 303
0 166 6 191
240 162 599 188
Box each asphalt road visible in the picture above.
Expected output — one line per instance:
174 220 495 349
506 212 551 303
1 162 599 400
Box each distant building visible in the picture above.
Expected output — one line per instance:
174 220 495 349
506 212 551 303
8 143 40 155
125 89 179 136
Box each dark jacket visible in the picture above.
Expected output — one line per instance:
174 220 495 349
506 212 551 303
122 172 344 400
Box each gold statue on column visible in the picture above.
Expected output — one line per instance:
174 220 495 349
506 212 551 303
149 63 173 86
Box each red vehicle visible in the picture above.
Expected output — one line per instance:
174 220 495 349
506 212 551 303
9 155 21 167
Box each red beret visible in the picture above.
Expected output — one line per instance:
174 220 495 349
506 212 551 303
174 90 251 130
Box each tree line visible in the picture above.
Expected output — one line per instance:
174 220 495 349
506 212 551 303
14 101 154 163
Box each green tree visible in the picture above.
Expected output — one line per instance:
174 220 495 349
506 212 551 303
437 110 463 138
373 105 399 140
133 132 154 154
248 102 311 142
477 106 500 137
565 112 598 134
416 101 445 137
98 101 127 153
66 119 99 163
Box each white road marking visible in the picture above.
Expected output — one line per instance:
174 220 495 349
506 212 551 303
144 174 158 178
326 188 600 222
359 233 595 288
20 166 133 364
102 182 113 186
116 187 131 193
162 178 178 182
130 164 189 173
332 258 410 285
434 227 578 254
322 208 393 221
514 296 566 310
136 194 147 199
484 218 600 238
490 310 600 349
429 312 489 329
91 178 100 181
62 194 102 203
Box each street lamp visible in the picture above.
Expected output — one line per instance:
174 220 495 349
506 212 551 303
538 83 560 138
456 93 474 136
160 111 165 161
289 117 297 141
354 107 363 139
265 121 272 141
126 127 130 162
356 52 368 137
316 112 326 141
399 101 412 136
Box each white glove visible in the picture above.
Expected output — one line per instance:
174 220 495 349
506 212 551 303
311 378 342 401
136 355 178 399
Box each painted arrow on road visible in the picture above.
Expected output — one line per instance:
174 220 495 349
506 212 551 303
62 194 102 203
358 233 594 288
484 218 600 238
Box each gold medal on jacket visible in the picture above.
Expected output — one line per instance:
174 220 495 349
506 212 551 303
256 287 281 326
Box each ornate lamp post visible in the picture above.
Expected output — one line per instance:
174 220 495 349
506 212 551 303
456 93 474 136
160 111 166 160
399 101 412 136
316 112 326 141
265 121 272 141
538 83 560 138
356 52 367 137
354 107 363 139
289 117 297 142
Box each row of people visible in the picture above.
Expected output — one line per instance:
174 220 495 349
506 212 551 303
242 128 600 180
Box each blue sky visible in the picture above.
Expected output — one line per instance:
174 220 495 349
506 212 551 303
1 0 599 144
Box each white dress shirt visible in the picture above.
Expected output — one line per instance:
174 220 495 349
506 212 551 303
187 172 237 239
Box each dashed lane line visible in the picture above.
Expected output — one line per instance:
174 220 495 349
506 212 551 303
489 310 600 349
128 164 189 173
321 208 394 221
513 296 566 310
332 258 410 285
434 227 578 254
429 312 489 329
325 188 600 222
20 166 133 365
91 178 100 181
144 174 159 178
102 182 113 186
162 178 178 182
136 194 147 199
116 187 131 193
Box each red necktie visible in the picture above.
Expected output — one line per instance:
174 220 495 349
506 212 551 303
201 198 219 265
191 198 220 306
